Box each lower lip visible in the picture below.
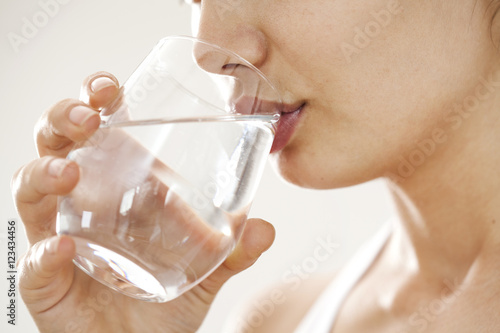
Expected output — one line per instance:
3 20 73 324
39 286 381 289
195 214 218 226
270 104 304 154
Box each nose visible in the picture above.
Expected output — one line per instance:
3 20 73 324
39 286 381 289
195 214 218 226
194 0 268 69
191 38 281 116
190 2 281 115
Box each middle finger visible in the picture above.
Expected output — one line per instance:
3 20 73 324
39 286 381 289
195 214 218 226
35 99 100 158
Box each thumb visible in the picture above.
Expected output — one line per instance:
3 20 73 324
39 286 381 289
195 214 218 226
19 235 76 313
199 218 275 295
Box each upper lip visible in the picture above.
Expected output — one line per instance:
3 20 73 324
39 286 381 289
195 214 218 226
231 96 305 116
230 93 306 117
280 101 305 114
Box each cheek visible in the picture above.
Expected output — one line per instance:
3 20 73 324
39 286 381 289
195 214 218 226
267 1 497 189
269 106 402 189
270 57 496 190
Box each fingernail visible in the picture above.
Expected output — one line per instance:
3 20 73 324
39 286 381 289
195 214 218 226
90 77 116 93
69 105 96 126
45 237 60 254
48 159 70 178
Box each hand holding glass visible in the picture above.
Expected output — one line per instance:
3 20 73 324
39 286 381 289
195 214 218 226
57 36 282 302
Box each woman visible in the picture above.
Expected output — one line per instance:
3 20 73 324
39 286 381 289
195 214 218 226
12 0 500 332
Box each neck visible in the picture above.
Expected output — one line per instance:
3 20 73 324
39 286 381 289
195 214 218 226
385 93 500 283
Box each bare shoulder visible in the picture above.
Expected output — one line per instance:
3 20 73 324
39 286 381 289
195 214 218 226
232 272 336 333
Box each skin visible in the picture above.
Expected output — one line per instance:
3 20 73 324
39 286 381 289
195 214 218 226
12 72 275 332
11 0 500 332
192 0 500 332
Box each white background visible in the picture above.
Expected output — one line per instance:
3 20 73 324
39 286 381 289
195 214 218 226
0 0 394 332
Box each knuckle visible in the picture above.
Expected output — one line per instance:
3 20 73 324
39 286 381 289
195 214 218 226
11 157 52 205
11 164 29 203
18 246 38 282
47 98 80 125
34 100 64 140
35 98 84 155
16 253 27 269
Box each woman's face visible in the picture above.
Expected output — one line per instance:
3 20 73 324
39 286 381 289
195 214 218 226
190 0 500 189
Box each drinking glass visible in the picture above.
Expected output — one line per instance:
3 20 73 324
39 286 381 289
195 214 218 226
56 36 282 302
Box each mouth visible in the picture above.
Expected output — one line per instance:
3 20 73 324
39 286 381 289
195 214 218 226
270 102 305 154
230 95 305 153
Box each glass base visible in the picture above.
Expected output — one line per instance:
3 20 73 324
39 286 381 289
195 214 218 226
71 237 173 302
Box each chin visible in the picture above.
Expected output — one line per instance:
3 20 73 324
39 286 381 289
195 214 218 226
268 148 332 189
269 146 377 190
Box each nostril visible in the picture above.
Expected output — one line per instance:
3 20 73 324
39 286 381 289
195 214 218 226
188 37 281 115
192 41 232 74
221 63 241 70
193 40 252 77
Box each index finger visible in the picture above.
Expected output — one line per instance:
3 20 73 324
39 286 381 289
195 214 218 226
80 72 120 110
35 73 120 158
35 100 100 158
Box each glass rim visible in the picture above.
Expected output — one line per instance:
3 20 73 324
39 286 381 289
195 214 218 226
159 35 283 108
101 34 284 127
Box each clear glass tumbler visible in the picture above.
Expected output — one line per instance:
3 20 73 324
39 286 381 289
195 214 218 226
56 36 282 302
